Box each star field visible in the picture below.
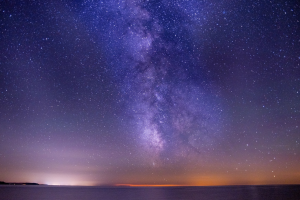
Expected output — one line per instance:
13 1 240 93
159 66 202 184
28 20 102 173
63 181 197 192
0 0 300 186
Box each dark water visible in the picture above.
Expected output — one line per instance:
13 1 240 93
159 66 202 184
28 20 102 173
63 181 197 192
0 185 299 200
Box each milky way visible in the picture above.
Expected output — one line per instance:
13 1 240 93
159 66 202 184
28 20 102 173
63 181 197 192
0 0 300 185
88 0 225 160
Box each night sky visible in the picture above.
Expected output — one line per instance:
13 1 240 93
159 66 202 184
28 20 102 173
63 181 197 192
0 0 300 186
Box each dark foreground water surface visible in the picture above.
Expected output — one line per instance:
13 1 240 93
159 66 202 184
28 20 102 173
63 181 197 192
0 185 300 200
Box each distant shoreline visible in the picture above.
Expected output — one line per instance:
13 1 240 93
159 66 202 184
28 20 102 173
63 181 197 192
0 181 40 185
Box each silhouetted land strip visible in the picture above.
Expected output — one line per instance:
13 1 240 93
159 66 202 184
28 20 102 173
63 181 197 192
0 181 39 185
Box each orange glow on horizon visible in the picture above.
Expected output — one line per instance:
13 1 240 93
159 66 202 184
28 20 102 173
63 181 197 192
115 184 185 187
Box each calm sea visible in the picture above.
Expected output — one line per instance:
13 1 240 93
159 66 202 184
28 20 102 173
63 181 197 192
0 185 299 200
